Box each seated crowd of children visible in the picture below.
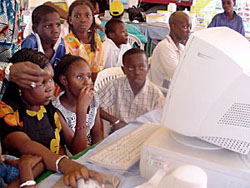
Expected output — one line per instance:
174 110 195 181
0 0 165 187
1 0 247 186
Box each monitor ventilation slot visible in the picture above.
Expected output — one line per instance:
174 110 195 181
218 103 250 128
200 136 250 155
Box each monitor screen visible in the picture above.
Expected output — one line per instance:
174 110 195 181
161 27 250 155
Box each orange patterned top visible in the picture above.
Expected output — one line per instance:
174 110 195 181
64 32 104 73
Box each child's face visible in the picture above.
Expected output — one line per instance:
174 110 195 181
69 4 94 33
63 60 92 98
222 0 234 13
123 53 148 89
34 12 61 46
21 64 55 107
112 23 128 46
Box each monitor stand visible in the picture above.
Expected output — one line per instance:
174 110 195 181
240 152 250 169
140 126 250 188
170 131 222 151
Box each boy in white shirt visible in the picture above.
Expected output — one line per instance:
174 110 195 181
103 19 131 68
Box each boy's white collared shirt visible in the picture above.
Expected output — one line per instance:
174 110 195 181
103 38 131 69
33 33 62 54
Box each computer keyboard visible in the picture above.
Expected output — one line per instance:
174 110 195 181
88 123 160 170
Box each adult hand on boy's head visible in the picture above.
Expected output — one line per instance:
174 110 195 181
9 61 49 89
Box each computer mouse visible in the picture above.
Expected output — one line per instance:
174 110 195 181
77 178 101 188
158 165 207 188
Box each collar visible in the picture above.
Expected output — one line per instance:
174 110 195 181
222 11 237 21
105 38 120 50
124 77 148 96
26 106 47 121
166 35 184 51
33 33 62 54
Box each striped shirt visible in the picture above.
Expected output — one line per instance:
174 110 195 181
98 76 165 122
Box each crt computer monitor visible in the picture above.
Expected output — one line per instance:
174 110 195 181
161 27 250 155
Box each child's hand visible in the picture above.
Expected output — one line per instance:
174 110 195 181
18 155 42 169
0 157 4 163
77 86 94 110
4 155 42 169
62 161 104 188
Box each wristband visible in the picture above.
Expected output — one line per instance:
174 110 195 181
75 124 87 130
110 119 120 127
5 63 13 81
20 180 36 187
55 155 69 173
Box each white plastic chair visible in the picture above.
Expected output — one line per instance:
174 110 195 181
127 33 144 49
95 67 125 137
94 67 124 92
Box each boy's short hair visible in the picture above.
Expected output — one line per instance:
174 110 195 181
32 5 59 27
105 19 124 37
109 0 124 16
122 48 148 66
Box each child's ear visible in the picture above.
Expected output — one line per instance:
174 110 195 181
59 75 67 86
68 16 73 25
109 32 115 39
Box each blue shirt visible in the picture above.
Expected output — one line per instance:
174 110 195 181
0 155 19 187
98 21 147 43
21 33 66 69
208 12 245 36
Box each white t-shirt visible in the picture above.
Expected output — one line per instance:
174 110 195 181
148 35 184 88
103 38 131 69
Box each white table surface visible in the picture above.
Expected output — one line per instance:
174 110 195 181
37 109 163 188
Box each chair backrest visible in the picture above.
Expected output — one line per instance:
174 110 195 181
127 33 144 49
94 67 125 91
95 67 124 137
